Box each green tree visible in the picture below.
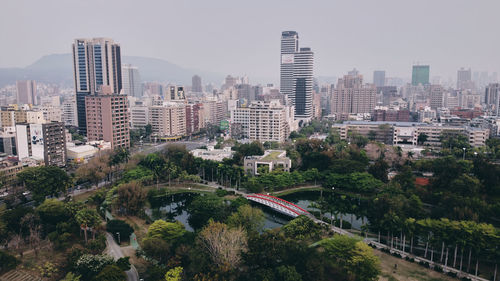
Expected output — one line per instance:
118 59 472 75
106 220 134 243
75 254 115 280
282 216 321 241
165 266 183 281
116 257 131 271
318 236 380 281
75 208 101 243
115 181 147 215
94 265 126 281
60 272 81 281
275 265 302 281
187 194 228 229
417 133 428 145
141 153 165 189
227 204 265 235
146 219 186 243
368 159 389 183
17 166 72 203
36 199 69 233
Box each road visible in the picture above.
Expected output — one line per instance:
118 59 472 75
105 232 139 281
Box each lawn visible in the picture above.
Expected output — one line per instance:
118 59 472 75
375 250 457 281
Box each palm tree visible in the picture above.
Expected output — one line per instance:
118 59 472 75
75 208 101 243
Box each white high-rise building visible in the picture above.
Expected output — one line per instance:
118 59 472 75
292 48 314 120
62 99 77 127
149 102 186 138
121 64 142 97
72 38 122 135
230 100 297 142
280 31 299 99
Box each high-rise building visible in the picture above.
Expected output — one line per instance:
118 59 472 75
192 75 202 93
16 122 67 167
185 103 202 135
331 71 376 116
292 47 314 120
62 99 78 127
85 86 130 148
130 105 149 129
231 100 295 142
16 80 37 105
149 102 186 138
412 65 430 86
457 67 473 90
373 71 386 87
121 64 142 97
166 86 186 100
280 31 299 99
485 83 500 116
429 85 444 109
72 38 122 135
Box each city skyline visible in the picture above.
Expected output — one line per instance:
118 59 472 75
1 0 499 84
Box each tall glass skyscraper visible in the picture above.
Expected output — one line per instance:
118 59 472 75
72 38 122 135
280 31 299 99
293 48 314 120
280 31 314 121
411 65 430 86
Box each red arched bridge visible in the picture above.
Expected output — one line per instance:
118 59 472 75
245 193 311 218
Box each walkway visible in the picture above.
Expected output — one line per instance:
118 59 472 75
105 233 139 281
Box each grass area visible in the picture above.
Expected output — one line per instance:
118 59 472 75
375 250 457 281
261 150 284 161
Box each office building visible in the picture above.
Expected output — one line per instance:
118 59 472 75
280 31 299 99
192 75 202 93
85 86 130 148
16 122 67 167
485 83 500 116
72 38 122 135
331 71 376 116
16 80 37 105
130 105 149 129
121 64 142 97
457 68 473 90
292 47 314 120
373 71 386 87
412 65 430 86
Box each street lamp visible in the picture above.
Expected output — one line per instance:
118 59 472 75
116 232 121 244
462 147 466 160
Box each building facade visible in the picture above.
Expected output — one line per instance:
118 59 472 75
72 38 122 135
121 64 142 97
280 31 299 99
412 65 430 86
16 80 37 105
85 87 130 148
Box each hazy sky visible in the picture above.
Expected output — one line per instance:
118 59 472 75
1 0 499 83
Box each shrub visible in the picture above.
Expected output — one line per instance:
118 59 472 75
0 250 20 273
106 219 134 243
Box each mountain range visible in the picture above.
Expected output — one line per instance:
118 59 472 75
0 54 225 88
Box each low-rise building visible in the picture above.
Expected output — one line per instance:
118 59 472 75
244 150 291 175
190 146 234 162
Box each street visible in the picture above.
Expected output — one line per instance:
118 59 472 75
105 232 139 281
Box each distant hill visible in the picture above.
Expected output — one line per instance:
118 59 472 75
0 54 224 87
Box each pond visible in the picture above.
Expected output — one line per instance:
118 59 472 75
145 190 368 232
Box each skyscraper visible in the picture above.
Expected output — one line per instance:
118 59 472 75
280 31 299 99
293 48 314 120
72 38 122 135
411 65 430 86
122 64 142 97
373 71 386 87
457 67 473 90
16 80 37 105
192 75 202 93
